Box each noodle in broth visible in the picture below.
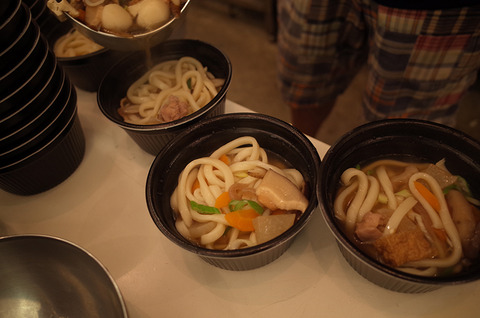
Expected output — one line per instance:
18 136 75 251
171 136 308 250
54 29 103 57
118 56 225 124
334 159 480 277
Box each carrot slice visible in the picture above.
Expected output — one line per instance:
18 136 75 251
225 209 259 232
215 191 231 209
414 181 441 212
219 154 230 165
191 179 200 192
432 227 447 242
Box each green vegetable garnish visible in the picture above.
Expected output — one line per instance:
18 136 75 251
377 193 388 204
455 176 472 196
443 177 480 207
443 184 458 194
228 200 264 215
190 201 221 214
395 189 412 198
187 78 192 90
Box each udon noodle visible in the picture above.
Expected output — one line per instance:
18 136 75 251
118 56 224 124
335 159 480 277
171 136 309 250
54 29 103 57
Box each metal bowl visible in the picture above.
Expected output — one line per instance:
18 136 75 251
61 0 191 51
0 235 128 317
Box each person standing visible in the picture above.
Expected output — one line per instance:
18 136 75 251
277 0 480 136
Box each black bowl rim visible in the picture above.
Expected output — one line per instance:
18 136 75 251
146 112 320 259
31 0 47 21
0 27 45 100
0 84 76 172
97 39 232 132
0 76 72 158
0 64 63 142
0 0 22 30
0 55 61 126
0 5 32 59
319 118 480 286
0 5 33 80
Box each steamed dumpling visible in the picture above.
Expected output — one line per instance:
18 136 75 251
102 4 133 32
128 0 170 30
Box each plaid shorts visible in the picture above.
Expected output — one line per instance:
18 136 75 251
277 0 480 125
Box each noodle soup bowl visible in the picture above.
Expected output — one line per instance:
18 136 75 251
146 113 321 270
44 20 127 92
97 39 232 156
318 119 480 293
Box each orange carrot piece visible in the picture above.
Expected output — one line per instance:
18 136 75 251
225 209 259 232
414 181 440 212
191 179 200 192
432 227 447 242
215 191 231 209
219 154 230 165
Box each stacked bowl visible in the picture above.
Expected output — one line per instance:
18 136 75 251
0 0 85 196
23 0 57 30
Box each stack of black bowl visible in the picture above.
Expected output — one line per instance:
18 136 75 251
0 0 85 196
22 0 57 31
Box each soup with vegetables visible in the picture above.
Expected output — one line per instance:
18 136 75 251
334 159 480 277
49 0 185 36
171 136 309 250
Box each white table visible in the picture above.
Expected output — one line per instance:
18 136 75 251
1 90 478 318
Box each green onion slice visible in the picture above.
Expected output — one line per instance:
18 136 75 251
228 200 263 215
190 201 221 214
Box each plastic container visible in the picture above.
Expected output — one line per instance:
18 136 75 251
44 20 128 92
146 113 321 270
97 39 232 155
317 119 480 293
0 87 85 196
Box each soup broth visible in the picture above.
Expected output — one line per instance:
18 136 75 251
170 136 309 250
334 159 480 277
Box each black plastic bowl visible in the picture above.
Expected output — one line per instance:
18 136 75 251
0 35 50 114
0 71 72 161
98 39 232 155
318 119 480 293
0 59 62 138
0 8 36 77
0 86 85 196
44 21 128 92
0 0 25 50
146 113 321 270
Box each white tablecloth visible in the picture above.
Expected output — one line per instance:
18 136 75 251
0 89 478 318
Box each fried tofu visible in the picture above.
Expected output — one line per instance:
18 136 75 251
373 229 437 267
